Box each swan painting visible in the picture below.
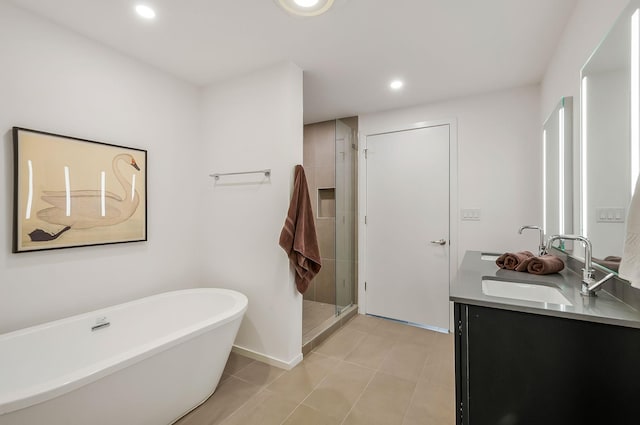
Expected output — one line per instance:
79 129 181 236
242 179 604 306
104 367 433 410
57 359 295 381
13 127 147 252
29 154 142 242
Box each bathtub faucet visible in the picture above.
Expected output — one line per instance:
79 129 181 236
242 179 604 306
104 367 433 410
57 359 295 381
91 316 110 332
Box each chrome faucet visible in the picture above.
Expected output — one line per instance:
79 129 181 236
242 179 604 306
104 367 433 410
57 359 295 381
518 225 545 255
546 234 615 297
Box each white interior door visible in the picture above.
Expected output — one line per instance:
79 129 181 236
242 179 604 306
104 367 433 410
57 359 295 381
365 124 450 330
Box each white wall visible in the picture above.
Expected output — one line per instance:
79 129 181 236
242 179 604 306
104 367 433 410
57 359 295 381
0 2 202 333
541 0 628 120
200 63 304 368
1 3 305 368
359 85 541 293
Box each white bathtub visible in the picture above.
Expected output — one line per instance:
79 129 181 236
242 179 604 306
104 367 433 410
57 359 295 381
0 288 248 425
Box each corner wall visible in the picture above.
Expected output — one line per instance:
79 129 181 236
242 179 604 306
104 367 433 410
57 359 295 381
0 2 202 333
200 63 304 368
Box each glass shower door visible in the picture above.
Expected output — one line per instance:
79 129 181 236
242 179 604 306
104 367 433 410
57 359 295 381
335 118 357 314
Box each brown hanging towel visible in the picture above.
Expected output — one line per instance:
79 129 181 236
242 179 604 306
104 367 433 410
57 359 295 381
279 165 322 294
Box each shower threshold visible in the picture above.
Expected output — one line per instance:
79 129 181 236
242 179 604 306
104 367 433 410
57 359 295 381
302 304 358 355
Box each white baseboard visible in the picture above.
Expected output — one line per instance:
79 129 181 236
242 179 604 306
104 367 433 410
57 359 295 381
232 345 303 371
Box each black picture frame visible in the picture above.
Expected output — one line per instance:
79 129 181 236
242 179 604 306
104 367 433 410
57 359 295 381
13 127 147 253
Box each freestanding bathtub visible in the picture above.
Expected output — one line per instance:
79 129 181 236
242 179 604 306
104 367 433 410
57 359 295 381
0 288 248 425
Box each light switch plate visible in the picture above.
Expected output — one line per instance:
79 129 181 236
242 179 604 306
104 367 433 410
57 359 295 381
462 209 481 221
595 207 625 223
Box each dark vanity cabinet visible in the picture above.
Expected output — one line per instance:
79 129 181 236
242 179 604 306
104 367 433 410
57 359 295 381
454 303 640 425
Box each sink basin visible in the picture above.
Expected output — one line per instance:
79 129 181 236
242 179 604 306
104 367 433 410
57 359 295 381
480 253 500 261
481 278 573 306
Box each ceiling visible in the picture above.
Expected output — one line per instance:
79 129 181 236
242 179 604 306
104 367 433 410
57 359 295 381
9 0 578 124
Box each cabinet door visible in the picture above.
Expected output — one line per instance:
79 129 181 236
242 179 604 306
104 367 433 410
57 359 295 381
456 303 640 425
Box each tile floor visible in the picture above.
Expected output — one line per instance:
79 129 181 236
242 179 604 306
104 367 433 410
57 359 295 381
175 314 455 425
302 300 337 336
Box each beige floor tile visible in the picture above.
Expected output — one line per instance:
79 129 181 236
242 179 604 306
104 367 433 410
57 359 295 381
343 314 383 334
401 414 454 425
428 333 454 358
422 360 454 391
404 379 455 425
174 376 261 425
233 360 284 387
396 325 446 347
220 390 298 425
302 361 375 421
266 353 340 403
379 341 430 382
282 404 340 425
222 351 255 376
344 333 393 369
368 318 409 341
431 334 454 356
342 404 405 425
400 416 422 425
177 317 456 425
420 341 455 390
313 327 366 359
346 371 416 425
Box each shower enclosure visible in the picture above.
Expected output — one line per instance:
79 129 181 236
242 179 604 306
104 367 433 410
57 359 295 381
302 117 358 344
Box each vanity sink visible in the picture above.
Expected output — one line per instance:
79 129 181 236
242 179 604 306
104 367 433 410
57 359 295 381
481 278 573 306
480 253 501 261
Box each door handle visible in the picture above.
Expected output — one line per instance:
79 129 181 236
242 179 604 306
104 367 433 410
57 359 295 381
430 239 447 245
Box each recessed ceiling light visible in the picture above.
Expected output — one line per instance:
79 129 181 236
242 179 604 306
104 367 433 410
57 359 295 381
135 4 156 20
294 0 319 7
276 0 334 17
390 80 404 90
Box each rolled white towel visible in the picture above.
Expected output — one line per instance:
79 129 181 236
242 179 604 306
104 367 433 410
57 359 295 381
620 176 640 288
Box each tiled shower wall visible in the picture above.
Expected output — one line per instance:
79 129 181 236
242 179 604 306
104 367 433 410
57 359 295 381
303 120 336 304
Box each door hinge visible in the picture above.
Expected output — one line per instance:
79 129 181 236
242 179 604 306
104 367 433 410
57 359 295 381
364 148 368 159
365 281 367 291
458 319 463 336
364 215 367 224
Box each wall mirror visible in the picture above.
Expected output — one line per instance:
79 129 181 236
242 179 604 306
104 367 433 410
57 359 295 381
543 96 573 239
580 0 640 273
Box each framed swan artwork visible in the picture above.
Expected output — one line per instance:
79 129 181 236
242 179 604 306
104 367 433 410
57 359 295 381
12 127 147 252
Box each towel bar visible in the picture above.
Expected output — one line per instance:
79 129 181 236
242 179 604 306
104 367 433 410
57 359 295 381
209 169 271 180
